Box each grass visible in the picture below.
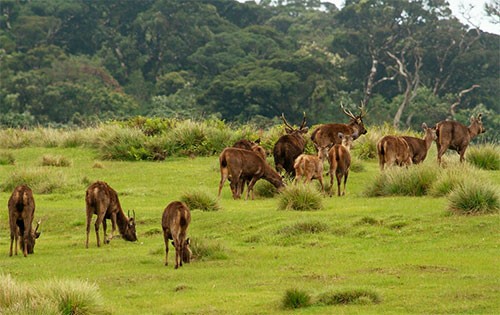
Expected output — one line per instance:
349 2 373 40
447 181 500 215
180 189 220 211
282 289 311 309
0 146 499 314
317 288 380 305
0 151 15 165
278 184 323 211
40 154 72 167
1 167 80 194
466 144 500 170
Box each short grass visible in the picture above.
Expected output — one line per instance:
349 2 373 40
1 147 499 314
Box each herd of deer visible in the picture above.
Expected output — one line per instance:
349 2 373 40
7 104 486 270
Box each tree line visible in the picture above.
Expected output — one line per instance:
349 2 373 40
0 0 498 139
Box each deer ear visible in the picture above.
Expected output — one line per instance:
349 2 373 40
470 115 475 122
338 132 344 139
285 127 293 134
422 123 427 130
35 232 41 239
351 131 359 140
186 238 190 245
301 127 309 133
171 241 175 246
255 138 261 144
477 114 482 120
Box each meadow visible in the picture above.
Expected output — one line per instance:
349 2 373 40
1 131 500 314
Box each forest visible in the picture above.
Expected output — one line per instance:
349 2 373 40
1 0 498 139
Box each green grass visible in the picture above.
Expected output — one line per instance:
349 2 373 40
0 151 15 165
278 184 323 211
180 189 220 211
466 144 500 170
0 146 499 314
317 288 380 305
40 154 72 167
447 181 500 215
282 288 311 309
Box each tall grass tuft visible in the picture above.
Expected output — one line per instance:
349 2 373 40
317 288 380 305
180 189 220 211
447 181 500 215
40 154 72 167
1 168 78 194
278 184 323 211
49 279 105 315
253 180 277 198
282 289 311 309
466 144 500 170
429 162 483 197
0 151 15 165
189 238 227 261
277 221 329 236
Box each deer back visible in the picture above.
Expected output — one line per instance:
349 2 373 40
8 185 40 253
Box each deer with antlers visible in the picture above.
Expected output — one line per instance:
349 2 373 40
311 102 367 158
273 112 309 177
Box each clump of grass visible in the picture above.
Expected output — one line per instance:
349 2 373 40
317 288 380 305
253 180 277 198
355 216 383 226
282 288 311 309
350 156 365 172
429 163 483 197
189 238 227 261
1 168 78 194
448 181 500 215
180 189 220 211
278 185 323 211
50 279 105 315
277 221 329 236
92 161 104 169
466 144 500 170
363 163 438 197
0 151 15 165
40 154 72 167
144 227 162 237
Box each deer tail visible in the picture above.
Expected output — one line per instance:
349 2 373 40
220 153 227 168
180 215 187 227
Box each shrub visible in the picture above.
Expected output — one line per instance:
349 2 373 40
278 185 323 211
189 238 227 261
1 168 78 194
253 180 277 198
277 221 329 236
466 144 500 170
49 279 105 315
92 161 104 169
429 163 483 197
317 288 380 305
0 151 15 165
40 154 72 167
282 289 311 309
180 189 220 211
448 182 500 215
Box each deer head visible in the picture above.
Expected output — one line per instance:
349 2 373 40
22 219 41 254
338 131 357 151
470 114 486 135
282 112 309 137
171 238 192 263
422 123 437 142
125 210 137 241
340 102 367 135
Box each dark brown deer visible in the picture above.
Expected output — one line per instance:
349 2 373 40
435 114 486 164
219 147 284 200
232 139 266 196
273 112 308 177
162 201 191 269
311 102 367 153
8 185 41 257
401 123 437 164
377 135 412 171
85 181 137 248
328 132 355 196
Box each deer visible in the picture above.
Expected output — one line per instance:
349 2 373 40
8 185 41 257
401 123 437 164
435 114 486 164
85 181 137 248
273 112 309 177
328 132 356 197
293 149 332 192
162 201 191 269
377 135 412 171
233 138 267 196
219 147 284 200
311 102 367 154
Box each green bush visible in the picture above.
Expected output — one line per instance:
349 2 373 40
180 189 220 211
466 144 500 170
0 151 15 165
448 181 500 215
282 289 311 309
429 163 483 197
40 154 72 167
278 185 323 211
317 288 380 305
253 180 278 198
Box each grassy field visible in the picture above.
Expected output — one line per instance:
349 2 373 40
1 146 499 314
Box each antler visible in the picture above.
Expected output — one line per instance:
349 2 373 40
359 101 368 118
133 210 136 220
281 113 294 130
299 112 307 130
340 102 356 120
35 219 41 232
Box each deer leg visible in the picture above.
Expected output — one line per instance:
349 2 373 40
22 218 29 257
459 146 467 163
329 170 334 197
102 219 109 244
94 212 105 247
218 168 229 198
245 177 258 201
343 170 349 196
110 212 117 240
318 174 324 193
174 242 180 269
86 212 93 249
336 172 342 196
163 229 169 266
378 152 385 171
437 142 447 165
9 218 16 256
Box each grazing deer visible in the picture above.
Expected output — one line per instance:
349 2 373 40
293 149 331 192
219 147 284 200
377 135 412 171
311 102 367 153
401 123 437 164
85 181 137 248
233 138 267 196
162 201 191 269
8 185 41 257
328 132 356 196
273 113 309 177
435 114 486 164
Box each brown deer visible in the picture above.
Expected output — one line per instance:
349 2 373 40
293 150 332 192
328 132 356 196
377 135 412 171
162 201 191 269
233 138 267 196
273 112 308 177
435 114 486 164
8 185 41 257
85 181 137 248
401 123 437 164
219 147 284 200
311 102 367 153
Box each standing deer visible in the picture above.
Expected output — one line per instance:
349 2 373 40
311 102 367 153
401 123 437 164
435 114 486 164
162 201 191 269
219 147 284 200
233 138 267 196
328 132 356 196
8 185 41 257
377 135 412 171
85 181 137 248
293 149 332 192
273 112 309 177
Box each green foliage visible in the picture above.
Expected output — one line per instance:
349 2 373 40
317 288 380 305
0 151 15 165
278 184 323 211
466 144 500 170
282 289 311 309
448 182 500 215
180 189 220 211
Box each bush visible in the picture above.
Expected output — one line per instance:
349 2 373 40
40 154 72 167
448 181 500 215
429 163 483 197
466 144 500 170
189 238 227 261
253 180 278 198
0 151 15 165
282 289 311 309
1 168 78 194
278 185 323 211
50 279 105 315
317 288 380 305
180 189 220 211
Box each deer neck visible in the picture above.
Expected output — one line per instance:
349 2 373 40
424 133 433 150
467 124 479 139
116 208 130 236
263 164 283 188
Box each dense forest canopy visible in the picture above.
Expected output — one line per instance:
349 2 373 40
0 0 498 139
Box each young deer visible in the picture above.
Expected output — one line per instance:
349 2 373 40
377 135 412 171
293 147 332 192
401 123 437 164
162 201 191 269
328 132 355 196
